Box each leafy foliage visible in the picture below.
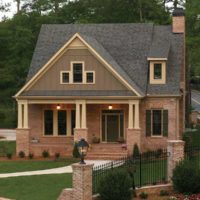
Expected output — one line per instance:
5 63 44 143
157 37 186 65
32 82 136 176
98 169 132 200
172 161 200 194
72 143 80 158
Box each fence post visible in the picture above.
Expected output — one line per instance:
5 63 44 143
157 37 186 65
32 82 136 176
72 163 94 200
167 140 185 182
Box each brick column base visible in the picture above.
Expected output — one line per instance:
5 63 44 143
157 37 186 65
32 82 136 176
167 140 185 181
16 128 30 156
73 163 93 200
74 128 88 143
126 128 141 154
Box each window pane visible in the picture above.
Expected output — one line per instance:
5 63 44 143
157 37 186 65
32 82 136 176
154 63 162 79
73 63 83 83
62 72 69 83
71 110 76 135
58 110 67 135
44 110 53 135
86 72 94 83
152 110 162 136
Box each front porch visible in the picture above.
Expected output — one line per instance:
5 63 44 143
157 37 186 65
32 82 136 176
16 99 141 157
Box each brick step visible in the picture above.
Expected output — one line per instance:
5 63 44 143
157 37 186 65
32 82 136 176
86 155 127 160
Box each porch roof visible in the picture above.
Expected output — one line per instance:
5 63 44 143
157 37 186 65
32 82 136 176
21 90 136 97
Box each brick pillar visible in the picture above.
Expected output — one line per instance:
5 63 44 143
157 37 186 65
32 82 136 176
16 128 30 156
167 140 185 181
72 163 94 200
126 128 141 154
74 128 88 143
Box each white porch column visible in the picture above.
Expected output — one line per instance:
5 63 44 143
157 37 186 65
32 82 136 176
134 101 140 129
75 103 80 129
17 102 23 128
23 101 29 129
81 101 86 129
128 102 133 129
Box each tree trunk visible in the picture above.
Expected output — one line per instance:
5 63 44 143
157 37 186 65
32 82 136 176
16 0 20 13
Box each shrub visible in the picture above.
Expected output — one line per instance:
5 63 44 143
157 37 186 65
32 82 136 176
172 160 200 194
18 151 25 158
29 153 34 159
139 192 148 199
73 143 80 158
155 148 163 158
160 190 169 196
182 132 192 150
92 136 100 143
98 169 132 200
55 152 60 160
133 143 140 158
6 152 12 159
42 150 49 158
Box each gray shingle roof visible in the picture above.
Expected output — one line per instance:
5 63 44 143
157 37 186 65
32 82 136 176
25 23 184 97
21 90 136 97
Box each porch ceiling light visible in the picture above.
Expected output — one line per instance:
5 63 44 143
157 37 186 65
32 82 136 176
108 105 113 110
77 138 89 164
56 104 61 110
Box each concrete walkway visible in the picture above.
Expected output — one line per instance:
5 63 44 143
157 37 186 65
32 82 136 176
0 160 111 179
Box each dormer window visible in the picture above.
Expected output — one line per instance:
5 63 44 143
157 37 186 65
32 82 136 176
86 72 94 83
149 61 166 84
61 72 69 83
154 63 162 79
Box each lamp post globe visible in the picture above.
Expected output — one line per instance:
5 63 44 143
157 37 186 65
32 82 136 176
77 138 89 164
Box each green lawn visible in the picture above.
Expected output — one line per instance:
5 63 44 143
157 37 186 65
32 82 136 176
0 174 72 200
0 158 78 173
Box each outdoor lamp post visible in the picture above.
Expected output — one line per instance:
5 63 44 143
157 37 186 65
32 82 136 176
77 138 89 164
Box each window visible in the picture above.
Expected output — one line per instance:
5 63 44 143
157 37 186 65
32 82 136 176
154 63 162 79
73 63 83 83
86 72 94 83
62 72 69 83
71 110 76 135
149 61 166 84
44 110 53 135
58 110 67 135
146 109 168 137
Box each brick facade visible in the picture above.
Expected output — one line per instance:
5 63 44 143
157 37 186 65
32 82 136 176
16 96 183 157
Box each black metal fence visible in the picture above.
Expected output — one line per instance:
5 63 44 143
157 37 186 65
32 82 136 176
185 145 200 169
92 149 169 194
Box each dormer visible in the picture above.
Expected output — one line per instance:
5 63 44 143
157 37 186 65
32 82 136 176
148 59 167 84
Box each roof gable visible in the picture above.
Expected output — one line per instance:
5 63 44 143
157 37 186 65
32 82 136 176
15 33 142 97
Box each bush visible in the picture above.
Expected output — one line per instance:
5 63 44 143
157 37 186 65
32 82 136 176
6 152 12 159
55 152 60 160
29 153 34 159
133 143 140 158
182 133 192 150
172 161 200 194
42 150 49 158
18 151 25 158
98 169 132 200
73 143 80 158
160 190 169 196
139 192 148 199
92 136 100 144
155 148 163 158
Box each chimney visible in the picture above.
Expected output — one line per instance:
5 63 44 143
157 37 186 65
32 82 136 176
172 8 185 33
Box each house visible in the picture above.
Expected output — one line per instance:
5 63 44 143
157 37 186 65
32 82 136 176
14 8 186 159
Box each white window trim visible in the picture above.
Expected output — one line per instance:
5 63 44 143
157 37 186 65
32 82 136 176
150 109 164 137
60 61 95 84
43 109 73 137
60 71 71 84
85 71 95 84
149 61 166 84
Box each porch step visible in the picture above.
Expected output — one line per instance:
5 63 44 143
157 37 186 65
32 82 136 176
86 143 128 160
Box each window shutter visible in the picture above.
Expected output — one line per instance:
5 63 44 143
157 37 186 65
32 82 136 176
146 110 151 137
163 110 168 137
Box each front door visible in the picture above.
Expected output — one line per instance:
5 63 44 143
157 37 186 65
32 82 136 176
102 110 124 142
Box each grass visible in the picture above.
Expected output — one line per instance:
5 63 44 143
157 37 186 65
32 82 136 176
0 174 72 200
0 158 78 173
